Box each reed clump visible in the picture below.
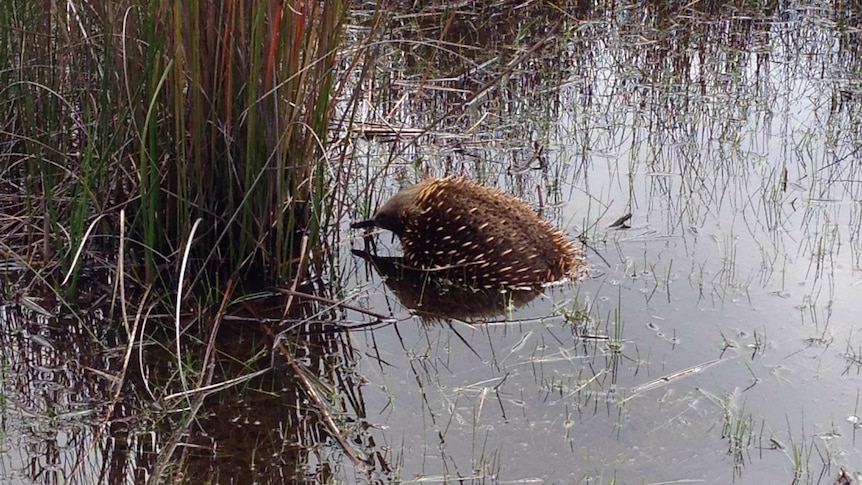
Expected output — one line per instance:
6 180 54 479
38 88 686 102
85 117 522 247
0 0 358 294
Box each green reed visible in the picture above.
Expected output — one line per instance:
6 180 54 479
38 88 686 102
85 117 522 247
0 0 358 295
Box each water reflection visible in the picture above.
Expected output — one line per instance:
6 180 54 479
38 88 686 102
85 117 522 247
0 297 121 484
141 291 380 484
0 285 387 484
351 249 542 323
344 0 862 483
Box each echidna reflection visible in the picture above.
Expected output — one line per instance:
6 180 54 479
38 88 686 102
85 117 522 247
352 177 583 288
351 249 541 322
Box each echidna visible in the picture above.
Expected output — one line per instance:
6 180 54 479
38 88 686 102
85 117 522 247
352 176 583 288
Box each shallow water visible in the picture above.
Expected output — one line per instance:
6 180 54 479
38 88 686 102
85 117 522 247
342 2 862 483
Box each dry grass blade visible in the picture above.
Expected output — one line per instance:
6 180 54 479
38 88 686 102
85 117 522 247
174 217 204 403
61 213 109 286
623 358 730 403
278 287 395 322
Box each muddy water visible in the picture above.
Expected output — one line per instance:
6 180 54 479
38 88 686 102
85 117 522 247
344 2 862 483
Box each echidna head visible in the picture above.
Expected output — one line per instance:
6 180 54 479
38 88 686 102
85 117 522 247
367 206 406 236
351 181 428 237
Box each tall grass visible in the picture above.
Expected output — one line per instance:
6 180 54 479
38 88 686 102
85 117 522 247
0 0 357 296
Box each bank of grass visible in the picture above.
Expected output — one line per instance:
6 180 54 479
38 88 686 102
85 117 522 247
0 1 363 299
0 6 372 480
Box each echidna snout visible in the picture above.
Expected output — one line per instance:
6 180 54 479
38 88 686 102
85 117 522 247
353 176 583 288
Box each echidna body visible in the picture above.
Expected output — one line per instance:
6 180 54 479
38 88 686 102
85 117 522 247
354 177 582 288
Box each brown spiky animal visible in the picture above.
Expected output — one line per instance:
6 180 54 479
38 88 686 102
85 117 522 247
352 176 583 288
